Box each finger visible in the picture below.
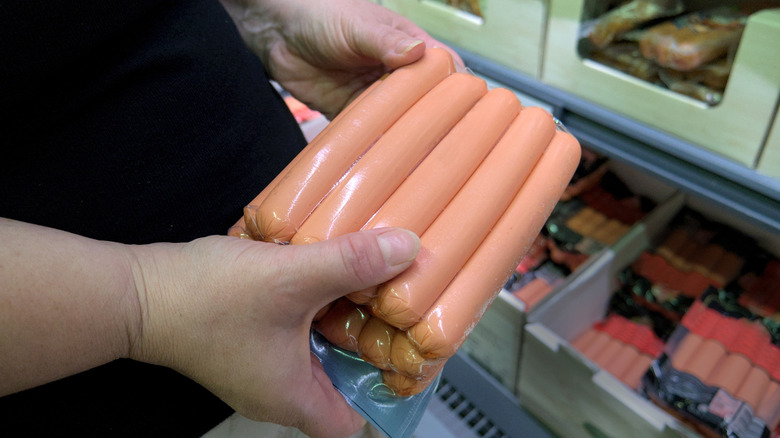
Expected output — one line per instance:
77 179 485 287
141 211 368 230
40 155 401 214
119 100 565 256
348 20 465 73
282 227 420 310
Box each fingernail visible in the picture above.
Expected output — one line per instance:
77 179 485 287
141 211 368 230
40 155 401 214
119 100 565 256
396 39 424 55
377 228 420 267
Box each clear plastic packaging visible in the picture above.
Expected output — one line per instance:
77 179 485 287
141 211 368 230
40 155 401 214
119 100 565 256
230 48 581 434
309 331 439 438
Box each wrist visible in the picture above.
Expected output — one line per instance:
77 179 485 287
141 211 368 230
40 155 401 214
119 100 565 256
219 0 288 69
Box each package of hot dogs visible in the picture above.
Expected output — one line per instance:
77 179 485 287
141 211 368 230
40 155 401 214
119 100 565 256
229 47 580 435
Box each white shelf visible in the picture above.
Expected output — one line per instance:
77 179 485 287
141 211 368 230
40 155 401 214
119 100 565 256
452 45 780 235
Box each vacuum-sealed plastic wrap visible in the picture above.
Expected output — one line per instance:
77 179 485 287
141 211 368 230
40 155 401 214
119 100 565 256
638 6 747 72
587 0 684 48
230 47 581 433
643 296 780 438
310 331 439 438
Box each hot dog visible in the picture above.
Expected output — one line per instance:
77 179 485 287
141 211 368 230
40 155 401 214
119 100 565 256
372 107 558 329
245 77 385 240
362 88 521 235
407 130 581 358
290 73 487 245
512 277 553 310
389 330 443 378
382 362 444 397
255 48 455 243
232 78 388 240
313 298 370 352
346 88 521 304
356 316 397 371
605 344 642 384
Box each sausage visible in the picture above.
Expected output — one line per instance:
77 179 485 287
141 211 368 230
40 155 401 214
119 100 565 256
571 328 599 352
684 338 727 383
605 344 641 383
314 299 370 352
406 130 581 358
233 74 377 275
592 336 624 370
576 210 608 239
373 107 560 330
290 72 487 245
735 366 771 412
691 243 725 278
382 362 445 397
564 206 596 235
389 330 444 378
655 228 688 262
670 331 704 372
512 277 553 310
346 88 522 304
363 88 521 235
231 78 388 240
620 353 654 389
227 220 252 239
757 380 780 431
581 330 612 361
706 352 751 395
356 317 397 371
710 251 743 287
255 47 455 243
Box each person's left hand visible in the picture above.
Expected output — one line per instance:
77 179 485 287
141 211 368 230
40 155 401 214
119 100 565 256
220 0 465 119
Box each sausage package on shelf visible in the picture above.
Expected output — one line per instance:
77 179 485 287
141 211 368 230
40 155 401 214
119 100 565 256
640 232 780 438
518 183 780 438
229 48 581 435
543 0 780 168
643 293 780 438
516 190 703 438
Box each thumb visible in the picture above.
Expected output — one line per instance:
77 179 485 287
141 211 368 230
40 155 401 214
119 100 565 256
349 23 466 71
285 227 420 309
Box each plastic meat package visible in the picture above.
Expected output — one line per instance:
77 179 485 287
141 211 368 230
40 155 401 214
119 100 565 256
643 296 780 438
229 48 581 437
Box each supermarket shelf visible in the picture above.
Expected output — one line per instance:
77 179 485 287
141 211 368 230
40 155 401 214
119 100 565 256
453 45 780 235
440 352 556 438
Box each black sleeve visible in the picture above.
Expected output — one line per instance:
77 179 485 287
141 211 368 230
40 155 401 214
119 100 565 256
0 0 306 436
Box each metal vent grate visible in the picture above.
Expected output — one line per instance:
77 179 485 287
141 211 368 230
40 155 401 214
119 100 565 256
432 378 507 438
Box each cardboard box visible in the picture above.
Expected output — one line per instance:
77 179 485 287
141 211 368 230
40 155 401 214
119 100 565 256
542 2 780 169
379 0 548 78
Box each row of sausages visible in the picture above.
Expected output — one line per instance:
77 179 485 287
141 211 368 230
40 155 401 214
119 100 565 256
564 206 631 246
738 259 780 317
666 301 780 432
230 48 581 394
654 226 744 288
632 251 719 300
571 314 665 390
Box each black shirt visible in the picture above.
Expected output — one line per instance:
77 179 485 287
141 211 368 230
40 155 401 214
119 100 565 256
0 0 305 435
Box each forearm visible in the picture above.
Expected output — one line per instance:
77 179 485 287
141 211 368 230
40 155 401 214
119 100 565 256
0 218 140 396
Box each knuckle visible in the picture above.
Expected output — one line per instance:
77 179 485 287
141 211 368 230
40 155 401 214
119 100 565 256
338 234 380 288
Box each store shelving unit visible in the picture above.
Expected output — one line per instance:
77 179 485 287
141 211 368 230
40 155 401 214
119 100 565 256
435 44 780 438
454 46 780 236
437 352 556 438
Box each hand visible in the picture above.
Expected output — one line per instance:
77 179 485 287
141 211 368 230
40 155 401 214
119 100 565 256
220 0 465 119
127 227 420 438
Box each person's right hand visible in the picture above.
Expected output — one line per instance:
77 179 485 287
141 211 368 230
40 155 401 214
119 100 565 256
126 227 420 438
